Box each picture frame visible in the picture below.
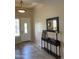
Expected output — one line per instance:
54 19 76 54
46 17 59 33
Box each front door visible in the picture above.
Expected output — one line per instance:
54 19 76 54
20 18 31 41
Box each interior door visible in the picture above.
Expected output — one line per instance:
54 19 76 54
20 18 31 41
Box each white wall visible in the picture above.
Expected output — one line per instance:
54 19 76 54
33 1 64 59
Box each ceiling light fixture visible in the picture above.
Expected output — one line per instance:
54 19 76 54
18 0 26 13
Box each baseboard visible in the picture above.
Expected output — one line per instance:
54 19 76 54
15 40 23 45
15 40 34 45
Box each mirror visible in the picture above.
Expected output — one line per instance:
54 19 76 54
46 17 59 32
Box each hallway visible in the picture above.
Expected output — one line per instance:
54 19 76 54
15 42 55 59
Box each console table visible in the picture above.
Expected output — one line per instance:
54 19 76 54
41 31 61 59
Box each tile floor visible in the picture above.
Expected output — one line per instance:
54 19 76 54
15 42 55 59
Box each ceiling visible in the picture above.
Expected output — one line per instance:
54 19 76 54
15 0 39 9
15 0 63 9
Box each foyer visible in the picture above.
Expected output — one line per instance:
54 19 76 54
15 0 64 59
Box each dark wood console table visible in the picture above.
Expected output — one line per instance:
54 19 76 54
41 32 61 59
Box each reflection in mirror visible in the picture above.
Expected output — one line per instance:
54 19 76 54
53 20 57 30
48 21 52 29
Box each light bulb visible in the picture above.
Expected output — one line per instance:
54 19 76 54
18 9 25 13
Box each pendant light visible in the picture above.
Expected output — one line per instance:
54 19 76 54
18 0 26 13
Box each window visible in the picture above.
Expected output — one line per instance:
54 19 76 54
24 23 28 33
15 19 20 36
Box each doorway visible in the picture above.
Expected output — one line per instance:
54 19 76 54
15 18 31 44
20 18 31 41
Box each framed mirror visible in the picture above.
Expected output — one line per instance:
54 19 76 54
46 17 59 32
